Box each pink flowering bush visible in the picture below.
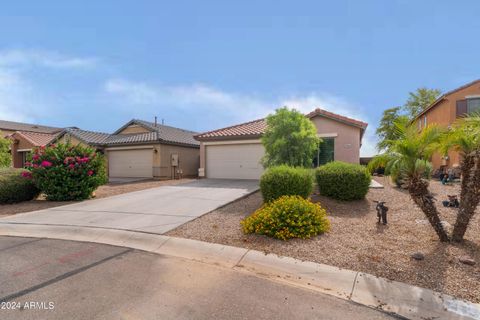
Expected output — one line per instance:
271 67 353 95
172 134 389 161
26 143 107 201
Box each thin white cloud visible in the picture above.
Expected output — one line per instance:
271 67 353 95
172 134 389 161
0 49 97 69
0 69 35 122
104 79 269 120
104 78 378 156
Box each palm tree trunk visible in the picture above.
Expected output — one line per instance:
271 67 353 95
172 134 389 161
408 177 450 242
452 153 480 242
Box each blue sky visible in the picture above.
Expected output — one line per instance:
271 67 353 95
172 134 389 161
0 1 479 156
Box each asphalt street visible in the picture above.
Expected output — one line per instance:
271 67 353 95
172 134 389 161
0 236 395 320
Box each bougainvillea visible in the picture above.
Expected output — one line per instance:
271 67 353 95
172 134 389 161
26 143 107 201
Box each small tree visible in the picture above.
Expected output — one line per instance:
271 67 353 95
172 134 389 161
404 87 441 119
261 107 320 168
376 107 409 152
441 114 480 242
0 131 11 167
384 122 449 242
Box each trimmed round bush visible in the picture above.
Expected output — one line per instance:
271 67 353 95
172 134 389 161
27 143 107 201
241 195 330 240
0 168 40 204
260 165 313 202
315 161 371 201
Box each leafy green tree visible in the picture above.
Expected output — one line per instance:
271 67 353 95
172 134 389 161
0 131 11 167
261 107 320 168
376 107 409 151
384 122 449 242
376 88 441 151
404 87 441 119
441 113 480 242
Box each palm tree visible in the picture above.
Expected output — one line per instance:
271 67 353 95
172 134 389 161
385 122 450 242
441 113 480 242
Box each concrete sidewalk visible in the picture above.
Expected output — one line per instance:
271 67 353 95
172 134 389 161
0 179 258 234
1 224 479 320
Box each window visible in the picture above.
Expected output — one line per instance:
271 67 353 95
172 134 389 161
424 115 427 127
467 98 480 114
21 151 30 167
314 138 335 166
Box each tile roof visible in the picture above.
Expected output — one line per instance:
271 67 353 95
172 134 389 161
195 118 267 140
115 119 199 147
60 121 199 148
0 119 61 134
195 108 368 141
306 108 368 129
64 128 111 145
105 132 158 145
10 131 58 147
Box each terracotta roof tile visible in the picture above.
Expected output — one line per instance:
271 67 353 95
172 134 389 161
11 131 58 146
195 118 267 140
195 108 367 141
306 108 368 129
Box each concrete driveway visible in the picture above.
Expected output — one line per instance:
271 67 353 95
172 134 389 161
0 179 259 234
0 236 394 320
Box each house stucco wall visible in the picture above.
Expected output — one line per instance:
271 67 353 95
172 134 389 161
10 134 35 168
118 125 151 134
197 115 363 177
157 144 199 179
421 82 480 169
310 116 362 164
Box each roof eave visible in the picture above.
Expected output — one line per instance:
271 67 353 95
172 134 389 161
195 134 263 142
307 112 367 130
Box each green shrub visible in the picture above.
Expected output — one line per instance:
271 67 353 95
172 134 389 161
241 195 330 240
315 161 371 201
26 143 107 201
260 165 314 203
0 168 40 204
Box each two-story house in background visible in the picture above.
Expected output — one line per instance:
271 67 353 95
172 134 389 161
414 79 480 170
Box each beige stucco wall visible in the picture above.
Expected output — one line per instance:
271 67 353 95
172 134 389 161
157 144 199 179
310 116 362 164
118 125 151 134
58 134 89 147
197 116 363 177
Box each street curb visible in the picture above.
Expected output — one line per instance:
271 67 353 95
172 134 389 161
0 223 479 320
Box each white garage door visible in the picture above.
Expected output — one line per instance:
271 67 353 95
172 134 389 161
108 149 153 178
206 143 264 179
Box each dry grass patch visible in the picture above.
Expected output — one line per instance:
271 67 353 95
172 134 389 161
167 177 480 303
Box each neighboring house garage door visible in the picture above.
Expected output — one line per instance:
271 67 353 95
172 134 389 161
206 143 264 179
108 149 153 178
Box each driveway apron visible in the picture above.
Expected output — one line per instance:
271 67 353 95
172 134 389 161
0 179 259 234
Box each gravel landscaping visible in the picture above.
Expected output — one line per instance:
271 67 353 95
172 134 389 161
0 178 194 217
167 177 480 303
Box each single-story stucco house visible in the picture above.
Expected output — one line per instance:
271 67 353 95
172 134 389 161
53 119 200 179
4 118 200 179
194 108 368 180
0 120 63 168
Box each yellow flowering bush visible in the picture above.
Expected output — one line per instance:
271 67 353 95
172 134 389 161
241 195 330 240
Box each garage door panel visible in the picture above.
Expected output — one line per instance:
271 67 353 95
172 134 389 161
108 149 153 178
206 144 264 179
